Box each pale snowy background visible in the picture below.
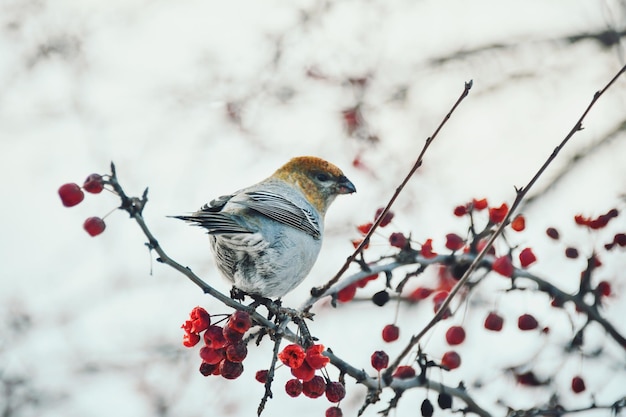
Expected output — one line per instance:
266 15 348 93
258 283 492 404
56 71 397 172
1 1 626 416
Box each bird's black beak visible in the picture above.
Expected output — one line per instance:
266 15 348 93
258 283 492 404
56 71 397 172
336 176 356 194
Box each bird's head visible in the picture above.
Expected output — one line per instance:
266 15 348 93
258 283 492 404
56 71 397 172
273 156 356 214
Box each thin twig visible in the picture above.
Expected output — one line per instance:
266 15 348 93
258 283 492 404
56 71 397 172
309 80 473 300
383 63 626 380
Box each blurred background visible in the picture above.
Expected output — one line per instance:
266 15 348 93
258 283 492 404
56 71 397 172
1 1 625 416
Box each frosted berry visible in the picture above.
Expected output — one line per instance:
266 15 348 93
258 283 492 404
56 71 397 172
371 350 389 371
518 314 538 330
226 342 248 363
219 359 243 379
255 370 268 383
222 325 243 343
199 347 225 365
441 351 461 370
199 362 218 376
325 407 343 417
445 326 466 345
83 173 104 193
382 324 400 342
228 310 252 334
437 392 452 409
302 375 325 398
421 398 434 417
285 378 303 397
204 325 227 349
325 381 346 403
484 312 504 331
571 376 586 393
83 217 106 236
58 183 84 207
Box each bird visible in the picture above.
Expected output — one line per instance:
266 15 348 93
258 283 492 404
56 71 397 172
174 156 356 299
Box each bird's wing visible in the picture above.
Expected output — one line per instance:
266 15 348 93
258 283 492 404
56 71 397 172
174 194 254 234
239 191 321 239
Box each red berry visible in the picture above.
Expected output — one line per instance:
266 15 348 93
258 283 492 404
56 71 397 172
492 256 514 277
305 344 330 370
199 346 225 365
565 247 579 259
83 173 104 193
285 378 303 397
203 325 227 349
199 362 219 376
357 222 373 234
445 233 464 251
226 342 248 362
325 381 346 403
484 312 504 331
614 233 626 247
356 273 379 288
222 325 243 343
337 283 357 303
571 376 586 393
453 205 468 217
472 198 488 210
278 344 306 369
392 365 416 379
204 325 228 349
302 375 325 398
255 370 268 383
83 217 106 236
441 351 461 370
382 324 400 342
375 207 394 227
326 407 343 417
597 281 611 297
219 359 244 379
488 203 509 223
182 332 200 347
445 326 466 345
421 239 437 258
389 232 408 248
518 314 538 330
58 183 85 207
408 287 433 301
291 361 315 382
371 350 389 371
228 310 252 334
433 291 451 318
189 306 211 333
511 215 525 231
546 227 560 240
519 247 537 268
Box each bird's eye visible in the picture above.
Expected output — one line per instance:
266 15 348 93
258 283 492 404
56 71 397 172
315 173 330 182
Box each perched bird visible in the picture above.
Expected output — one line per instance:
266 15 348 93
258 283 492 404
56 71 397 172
175 156 356 299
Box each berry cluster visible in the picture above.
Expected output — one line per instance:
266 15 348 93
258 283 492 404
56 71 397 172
58 174 107 236
258 343 346 416
181 307 252 380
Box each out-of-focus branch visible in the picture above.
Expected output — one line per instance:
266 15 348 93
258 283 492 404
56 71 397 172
383 63 626 381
